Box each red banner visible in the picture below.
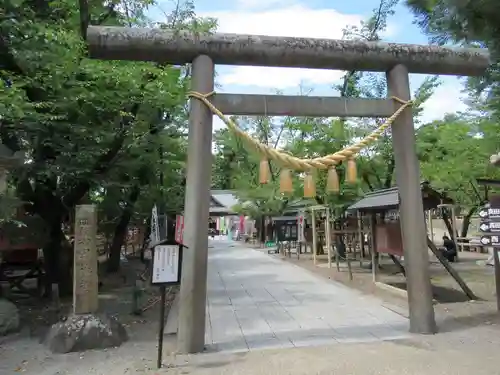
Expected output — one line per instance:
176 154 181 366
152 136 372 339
239 215 245 233
175 215 184 244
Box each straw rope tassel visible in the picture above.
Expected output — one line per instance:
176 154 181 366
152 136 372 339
259 158 271 184
346 158 357 184
304 172 316 198
279 168 293 194
327 166 340 193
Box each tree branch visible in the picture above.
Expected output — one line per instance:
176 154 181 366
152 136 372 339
61 125 129 208
362 172 375 191
62 103 170 208
370 163 383 187
78 0 90 40
383 155 395 188
92 4 118 25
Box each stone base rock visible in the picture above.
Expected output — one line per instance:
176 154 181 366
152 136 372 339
44 313 128 353
0 298 20 335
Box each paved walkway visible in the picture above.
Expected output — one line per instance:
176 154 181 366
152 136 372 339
205 241 409 352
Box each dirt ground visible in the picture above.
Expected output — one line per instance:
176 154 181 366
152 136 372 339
0 256 179 375
2 246 500 375
258 245 498 317
155 326 500 375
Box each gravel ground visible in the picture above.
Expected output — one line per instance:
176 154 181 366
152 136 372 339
1 247 499 375
3 304 499 375
157 324 500 375
0 258 178 375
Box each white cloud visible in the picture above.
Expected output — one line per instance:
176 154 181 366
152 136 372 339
213 116 226 131
197 2 460 128
202 5 363 38
420 78 468 123
235 0 290 10
219 66 344 89
200 5 369 89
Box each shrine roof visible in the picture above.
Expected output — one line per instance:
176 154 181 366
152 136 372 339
347 181 453 213
209 190 240 216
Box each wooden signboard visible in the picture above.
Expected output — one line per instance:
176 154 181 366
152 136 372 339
375 222 403 256
152 244 183 286
276 220 298 241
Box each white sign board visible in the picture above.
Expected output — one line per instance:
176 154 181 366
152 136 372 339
152 245 180 284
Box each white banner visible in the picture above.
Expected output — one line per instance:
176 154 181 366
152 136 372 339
150 204 160 244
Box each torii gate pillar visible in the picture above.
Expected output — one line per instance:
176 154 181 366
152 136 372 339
387 64 436 334
177 55 215 353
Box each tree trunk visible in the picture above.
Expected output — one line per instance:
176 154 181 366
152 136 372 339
42 216 72 297
334 218 346 259
166 213 176 241
441 209 456 238
107 216 129 273
460 206 479 238
257 216 265 244
107 185 140 273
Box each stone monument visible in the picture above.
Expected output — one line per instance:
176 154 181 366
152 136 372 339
73 204 99 314
44 205 128 353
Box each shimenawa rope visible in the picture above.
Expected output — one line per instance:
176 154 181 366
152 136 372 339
187 91 412 171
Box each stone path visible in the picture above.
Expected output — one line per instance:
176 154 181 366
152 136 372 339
205 241 409 352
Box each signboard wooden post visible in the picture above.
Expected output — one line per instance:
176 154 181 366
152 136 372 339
151 241 183 369
73 204 98 314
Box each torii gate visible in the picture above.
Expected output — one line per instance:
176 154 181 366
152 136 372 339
86 26 490 353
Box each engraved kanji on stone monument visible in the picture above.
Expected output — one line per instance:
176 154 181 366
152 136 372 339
73 204 98 314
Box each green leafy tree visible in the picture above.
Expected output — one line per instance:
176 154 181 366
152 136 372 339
405 0 500 236
416 115 500 236
405 0 499 115
338 0 441 196
0 0 213 292
213 115 290 215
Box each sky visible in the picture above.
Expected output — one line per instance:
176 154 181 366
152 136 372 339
150 0 470 131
